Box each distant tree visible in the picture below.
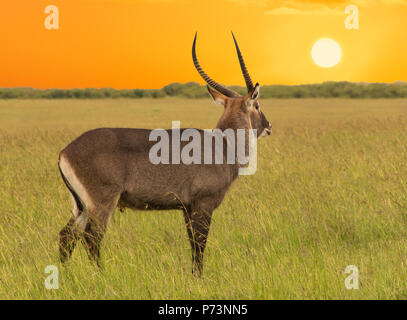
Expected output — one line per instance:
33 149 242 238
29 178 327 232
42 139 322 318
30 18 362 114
0 82 407 99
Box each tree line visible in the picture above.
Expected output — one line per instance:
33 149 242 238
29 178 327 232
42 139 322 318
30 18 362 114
1 81 407 99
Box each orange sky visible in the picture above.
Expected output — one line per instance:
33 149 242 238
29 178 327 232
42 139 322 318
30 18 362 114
0 0 406 89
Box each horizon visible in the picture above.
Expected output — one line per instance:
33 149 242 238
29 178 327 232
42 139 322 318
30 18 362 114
1 80 407 91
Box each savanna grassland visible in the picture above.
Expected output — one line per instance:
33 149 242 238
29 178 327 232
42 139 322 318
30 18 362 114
0 98 407 299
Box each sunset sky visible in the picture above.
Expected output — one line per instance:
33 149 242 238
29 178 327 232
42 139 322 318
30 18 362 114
1 0 407 89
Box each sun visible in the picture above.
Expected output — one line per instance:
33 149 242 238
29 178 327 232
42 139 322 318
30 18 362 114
311 38 342 68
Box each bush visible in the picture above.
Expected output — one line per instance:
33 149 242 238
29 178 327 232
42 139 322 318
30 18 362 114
0 82 407 99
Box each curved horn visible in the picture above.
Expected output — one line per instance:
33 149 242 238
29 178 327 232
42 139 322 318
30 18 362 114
192 33 240 98
231 31 254 92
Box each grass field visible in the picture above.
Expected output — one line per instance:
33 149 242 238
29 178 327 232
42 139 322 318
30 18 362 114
0 98 407 299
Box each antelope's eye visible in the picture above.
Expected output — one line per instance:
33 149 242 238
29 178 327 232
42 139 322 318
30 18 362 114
255 104 260 111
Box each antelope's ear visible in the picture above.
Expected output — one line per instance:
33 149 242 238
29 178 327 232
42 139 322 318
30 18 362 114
207 85 227 106
246 83 260 109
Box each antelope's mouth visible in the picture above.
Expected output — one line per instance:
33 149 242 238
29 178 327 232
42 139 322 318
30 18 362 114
264 128 271 137
260 128 272 138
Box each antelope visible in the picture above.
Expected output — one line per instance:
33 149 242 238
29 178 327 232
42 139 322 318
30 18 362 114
58 32 272 276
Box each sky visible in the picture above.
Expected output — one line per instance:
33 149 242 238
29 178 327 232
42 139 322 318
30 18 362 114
1 0 406 89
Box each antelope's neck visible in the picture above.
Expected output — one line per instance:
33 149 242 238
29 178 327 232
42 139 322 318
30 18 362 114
216 121 255 174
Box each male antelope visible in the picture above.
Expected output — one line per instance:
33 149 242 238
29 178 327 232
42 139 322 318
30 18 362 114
58 32 272 276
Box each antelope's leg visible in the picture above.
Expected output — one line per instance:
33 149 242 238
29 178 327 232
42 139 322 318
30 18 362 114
59 217 80 263
58 155 89 263
82 216 105 269
183 202 213 277
82 191 121 269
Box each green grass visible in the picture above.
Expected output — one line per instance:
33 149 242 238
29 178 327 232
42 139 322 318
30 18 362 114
0 98 407 299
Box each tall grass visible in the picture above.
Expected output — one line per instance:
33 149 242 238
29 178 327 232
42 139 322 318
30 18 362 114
0 98 406 299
